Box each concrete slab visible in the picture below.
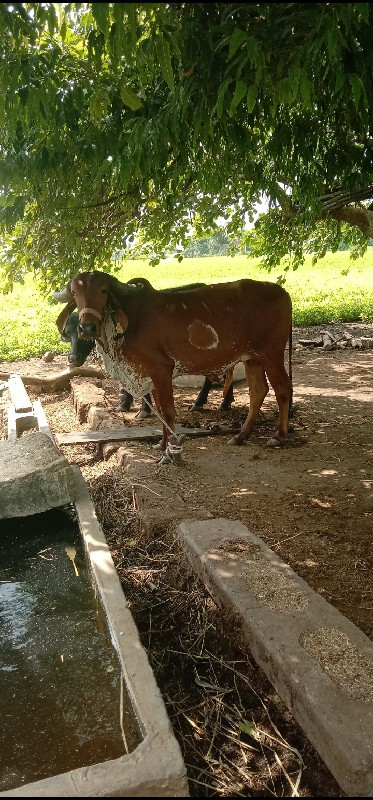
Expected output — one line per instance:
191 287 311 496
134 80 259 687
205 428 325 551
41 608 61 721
178 518 373 797
0 432 76 518
7 374 33 413
1 467 189 797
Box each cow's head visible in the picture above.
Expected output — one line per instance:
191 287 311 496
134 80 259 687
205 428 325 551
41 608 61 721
55 272 146 340
61 311 96 366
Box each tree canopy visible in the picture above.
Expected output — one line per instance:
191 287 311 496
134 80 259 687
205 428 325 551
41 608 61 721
0 2 372 291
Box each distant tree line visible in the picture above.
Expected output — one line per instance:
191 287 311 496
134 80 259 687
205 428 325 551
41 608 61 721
183 232 373 258
182 230 247 258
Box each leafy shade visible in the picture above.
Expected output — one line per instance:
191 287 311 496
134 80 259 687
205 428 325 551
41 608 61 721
0 2 372 291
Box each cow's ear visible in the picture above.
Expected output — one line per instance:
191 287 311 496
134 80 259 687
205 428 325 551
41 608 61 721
56 300 76 334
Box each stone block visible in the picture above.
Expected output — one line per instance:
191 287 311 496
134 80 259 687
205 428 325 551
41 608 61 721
0 432 75 518
70 379 105 423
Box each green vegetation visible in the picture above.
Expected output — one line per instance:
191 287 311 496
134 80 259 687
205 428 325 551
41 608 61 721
0 4 372 291
0 252 372 362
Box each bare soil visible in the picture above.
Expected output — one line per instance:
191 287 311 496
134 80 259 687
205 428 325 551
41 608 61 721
1 321 372 797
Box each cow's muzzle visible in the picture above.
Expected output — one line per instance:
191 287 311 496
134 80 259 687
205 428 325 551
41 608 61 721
78 322 97 339
78 307 102 339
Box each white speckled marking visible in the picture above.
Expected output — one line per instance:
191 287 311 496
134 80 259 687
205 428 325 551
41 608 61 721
96 317 153 399
172 360 184 378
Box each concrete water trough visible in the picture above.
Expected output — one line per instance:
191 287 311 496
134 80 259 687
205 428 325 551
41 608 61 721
0 379 188 797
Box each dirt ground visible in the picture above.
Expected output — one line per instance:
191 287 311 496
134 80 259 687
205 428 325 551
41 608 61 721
1 321 372 796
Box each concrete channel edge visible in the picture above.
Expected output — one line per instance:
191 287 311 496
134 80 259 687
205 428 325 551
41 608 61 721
178 517 373 798
1 466 188 798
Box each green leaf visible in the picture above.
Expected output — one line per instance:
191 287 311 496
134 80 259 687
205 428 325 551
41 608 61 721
47 6 57 37
357 3 370 22
246 84 257 113
278 77 293 104
288 67 300 100
216 78 231 118
88 88 110 126
164 30 181 63
228 28 247 61
120 84 143 111
238 720 259 738
299 72 311 107
348 73 363 109
60 19 67 42
156 33 175 93
327 26 337 60
231 79 247 110
92 4 110 40
335 71 345 93
126 3 136 40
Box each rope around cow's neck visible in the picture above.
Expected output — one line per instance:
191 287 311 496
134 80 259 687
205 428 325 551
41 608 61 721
79 307 103 321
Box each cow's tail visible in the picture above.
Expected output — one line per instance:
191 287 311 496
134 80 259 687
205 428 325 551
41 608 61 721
288 313 293 411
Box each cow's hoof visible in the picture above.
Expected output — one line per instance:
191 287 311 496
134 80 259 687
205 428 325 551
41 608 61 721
188 403 204 412
227 435 244 446
158 454 172 465
266 436 282 448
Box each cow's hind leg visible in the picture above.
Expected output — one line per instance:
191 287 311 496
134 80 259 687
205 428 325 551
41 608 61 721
228 362 268 445
264 360 292 447
118 388 133 411
189 377 213 410
136 392 153 419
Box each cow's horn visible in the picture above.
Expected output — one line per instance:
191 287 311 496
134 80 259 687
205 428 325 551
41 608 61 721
53 287 74 303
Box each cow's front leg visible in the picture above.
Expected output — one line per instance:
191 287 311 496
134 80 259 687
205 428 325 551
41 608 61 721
152 375 176 451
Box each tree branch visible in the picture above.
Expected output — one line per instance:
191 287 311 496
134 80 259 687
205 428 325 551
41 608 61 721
327 205 373 237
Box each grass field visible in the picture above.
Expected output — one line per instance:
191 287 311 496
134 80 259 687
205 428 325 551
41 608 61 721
0 250 372 362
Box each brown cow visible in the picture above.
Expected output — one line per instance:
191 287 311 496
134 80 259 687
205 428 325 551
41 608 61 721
58 272 293 454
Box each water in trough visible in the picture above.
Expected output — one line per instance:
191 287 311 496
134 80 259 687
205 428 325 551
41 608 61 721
0 506 141 792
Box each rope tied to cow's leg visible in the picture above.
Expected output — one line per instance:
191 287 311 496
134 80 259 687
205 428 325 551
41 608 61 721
115 373 186 465
158 434 186 466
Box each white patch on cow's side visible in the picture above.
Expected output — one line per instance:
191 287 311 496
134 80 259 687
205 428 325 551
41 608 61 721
188 320 219 350
181 303 187 310
96 317 153 399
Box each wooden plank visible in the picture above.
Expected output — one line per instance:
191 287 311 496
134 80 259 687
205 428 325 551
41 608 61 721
7 374 32 413
55 424 240 446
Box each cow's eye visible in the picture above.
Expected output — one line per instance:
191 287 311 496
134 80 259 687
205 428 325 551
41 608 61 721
101 288 107 295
